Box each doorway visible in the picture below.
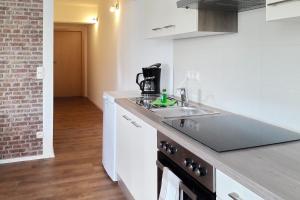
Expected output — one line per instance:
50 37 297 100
54 24 88 97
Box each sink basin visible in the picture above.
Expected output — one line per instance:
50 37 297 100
152 106 220 119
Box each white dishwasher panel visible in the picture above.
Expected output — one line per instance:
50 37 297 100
102 94 117 181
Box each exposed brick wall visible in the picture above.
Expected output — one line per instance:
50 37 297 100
0 0 43 159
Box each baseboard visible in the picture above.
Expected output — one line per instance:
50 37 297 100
86 96 103 112
118 175 134 200
0 154 54 165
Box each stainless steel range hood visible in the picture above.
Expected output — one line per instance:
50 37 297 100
177 0 266 12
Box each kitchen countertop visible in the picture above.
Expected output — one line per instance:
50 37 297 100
115 98 300 200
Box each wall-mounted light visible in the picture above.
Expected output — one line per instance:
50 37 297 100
110 1 120 13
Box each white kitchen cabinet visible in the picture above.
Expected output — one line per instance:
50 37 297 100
216 170 264 200
116 105 157 200
102 91 141 182
266 0 300 21
144 0 198 39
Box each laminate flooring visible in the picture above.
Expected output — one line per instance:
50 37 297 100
0 97 125 200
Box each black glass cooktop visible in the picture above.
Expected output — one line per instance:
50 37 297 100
163 115 300 152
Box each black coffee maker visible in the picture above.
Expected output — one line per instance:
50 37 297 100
136 63 161 95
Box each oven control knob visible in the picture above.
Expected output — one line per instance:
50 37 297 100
159 141 167 148
184 159 195 171
183 158 193 167
188 163 195 171
163 143 170 151
167 146 178 155
194 167 208 177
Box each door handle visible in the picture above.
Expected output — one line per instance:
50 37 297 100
156 160 197 200
228 192 243 200
267 0 299 6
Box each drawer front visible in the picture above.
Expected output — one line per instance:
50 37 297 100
216 170 264 200
266 0 300 21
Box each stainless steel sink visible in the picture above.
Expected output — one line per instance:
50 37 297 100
152 106 220 119
127 96 220 119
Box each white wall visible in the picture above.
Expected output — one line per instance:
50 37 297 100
174 8 300 132
117 0 173 93
87 0 119 109
0 0 55 164
87 0 173 110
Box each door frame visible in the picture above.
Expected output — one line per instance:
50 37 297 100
43 0 54 160
54 23 88 97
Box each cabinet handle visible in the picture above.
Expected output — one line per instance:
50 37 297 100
122 115 131 121
228 192 243 200
163 25 176 29
152 27 162 31
131 121 142 128
267 0 298 6
152 25 175 31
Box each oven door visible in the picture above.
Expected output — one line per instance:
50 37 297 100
157 151 216 200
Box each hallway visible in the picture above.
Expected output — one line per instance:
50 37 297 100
0 97 125 200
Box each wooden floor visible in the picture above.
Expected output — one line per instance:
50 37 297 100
0 97 125 200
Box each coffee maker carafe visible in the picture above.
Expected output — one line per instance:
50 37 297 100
136 63 161 95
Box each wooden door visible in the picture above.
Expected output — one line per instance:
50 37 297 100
54 31 82 97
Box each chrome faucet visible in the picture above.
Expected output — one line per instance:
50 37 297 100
177 88 188 107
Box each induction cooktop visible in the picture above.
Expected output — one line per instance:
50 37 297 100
163 114 300 152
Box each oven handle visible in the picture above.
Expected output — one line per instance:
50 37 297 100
156 160 198 200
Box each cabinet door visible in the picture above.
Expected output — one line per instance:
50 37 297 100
137 117 157 200
116 105 157 200
116 106 135 192
126 112 157 200
266 0 300 21
145 0 170 37
216 170 264 200
173 2 198 35
145 0 197 38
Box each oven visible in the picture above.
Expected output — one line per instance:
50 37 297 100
157 132 216 200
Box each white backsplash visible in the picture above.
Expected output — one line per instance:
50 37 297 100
176 71 202 102
174 8 300 132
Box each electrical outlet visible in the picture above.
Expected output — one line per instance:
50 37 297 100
37 67 44 79
36 132 43 139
